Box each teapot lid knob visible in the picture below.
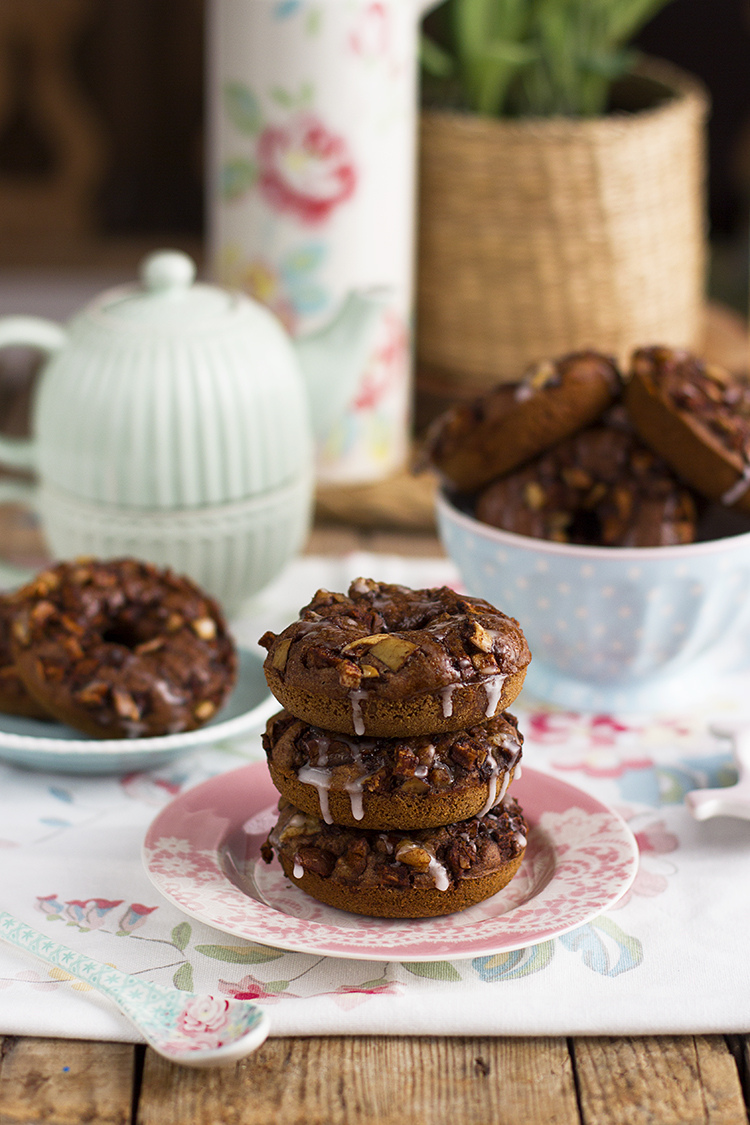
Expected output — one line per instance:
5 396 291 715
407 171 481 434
140 250 197 294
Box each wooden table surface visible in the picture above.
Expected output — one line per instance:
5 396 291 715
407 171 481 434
2 303 750 1123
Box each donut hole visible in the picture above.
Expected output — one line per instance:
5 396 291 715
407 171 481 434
101 622 142 649
100 611 160 651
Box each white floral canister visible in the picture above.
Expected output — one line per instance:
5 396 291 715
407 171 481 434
206 0 437 483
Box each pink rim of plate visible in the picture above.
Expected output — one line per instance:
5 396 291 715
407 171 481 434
143 762 638 962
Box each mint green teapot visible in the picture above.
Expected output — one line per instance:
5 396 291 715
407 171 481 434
0 251 383 612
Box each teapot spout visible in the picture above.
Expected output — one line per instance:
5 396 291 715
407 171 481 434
294 287 390 445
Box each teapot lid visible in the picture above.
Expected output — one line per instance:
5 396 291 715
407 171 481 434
91 250 244 329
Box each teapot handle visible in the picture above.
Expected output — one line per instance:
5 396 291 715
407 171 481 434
0 316 67 471
0 478 39 588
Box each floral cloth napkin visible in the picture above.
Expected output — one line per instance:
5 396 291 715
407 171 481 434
2 552 750 1043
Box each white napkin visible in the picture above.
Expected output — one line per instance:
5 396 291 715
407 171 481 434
1 553 750 1041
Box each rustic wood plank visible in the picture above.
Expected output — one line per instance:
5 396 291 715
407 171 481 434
136 1036 580 1125
0 1037 135 1125
572 1035 746 1125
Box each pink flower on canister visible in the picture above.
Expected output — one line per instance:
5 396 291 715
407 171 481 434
175 996 232 1047
257 113 357 225
350 2 390 58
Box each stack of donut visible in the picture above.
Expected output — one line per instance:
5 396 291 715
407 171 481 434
258 578 532 918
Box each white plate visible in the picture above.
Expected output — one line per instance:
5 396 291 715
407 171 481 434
0 647 277 773
143 763 639 962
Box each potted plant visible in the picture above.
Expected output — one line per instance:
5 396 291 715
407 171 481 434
415 0 709 409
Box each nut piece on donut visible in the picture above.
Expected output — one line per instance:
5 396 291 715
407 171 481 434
10 558 237 739
261 796 528 918
0 594 51 720
423 350 622 493
625 345 750 514
259 579 531 738
263 708 523 830
475 423 697 547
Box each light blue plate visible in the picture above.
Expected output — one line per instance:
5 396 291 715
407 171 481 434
0 646 277 774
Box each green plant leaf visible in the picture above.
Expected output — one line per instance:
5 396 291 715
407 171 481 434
173 962 194 991
195 943 285 964
401 961 462 981
223 82 262 135
420 34 456 79
580 49 636 80
171 922 192 951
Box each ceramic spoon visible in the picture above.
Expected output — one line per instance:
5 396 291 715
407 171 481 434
685 721 750 821
0 910 270 1066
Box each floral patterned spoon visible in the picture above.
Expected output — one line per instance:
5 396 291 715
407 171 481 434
0 910 271 1066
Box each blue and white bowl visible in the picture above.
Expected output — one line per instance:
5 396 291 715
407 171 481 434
437 490 750 712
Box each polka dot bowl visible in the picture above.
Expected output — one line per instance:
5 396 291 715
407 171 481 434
436 490 750 713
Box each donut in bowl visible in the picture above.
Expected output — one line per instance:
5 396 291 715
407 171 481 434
10 558 237 738
474 422 697 547
625 345 750 515
422 350 622 493
261 795 528 918
263 708 523 830
259 578 531 738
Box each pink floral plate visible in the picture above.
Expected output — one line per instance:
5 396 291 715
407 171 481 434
143 762 638 962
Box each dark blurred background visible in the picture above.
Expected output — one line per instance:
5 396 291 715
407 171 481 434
0 0 748 309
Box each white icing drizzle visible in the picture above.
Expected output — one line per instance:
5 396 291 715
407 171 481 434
298 733 379 822
440 682 460 718
482 673 507 716
481 761 511 818
349 689 368 735
345 781 366 820
293 862 304 879
514 831 527 849
297 765 334 823
428 857 451 892
481 731 523 816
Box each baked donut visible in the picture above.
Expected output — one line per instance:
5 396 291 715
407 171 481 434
475 422 697 547
0 594 51 720
261 795 528 918
263 708 523 830
10 558 237 738
625 345 750 515
258 579 531 738
423 350 621 493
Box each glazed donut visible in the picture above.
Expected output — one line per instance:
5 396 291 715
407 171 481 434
259 579 531 738
0 594 51 720
263 708 523 830
10 558 237 739
475 422 697 547
423 350 621 493
261 795 528 918
625 345 750 515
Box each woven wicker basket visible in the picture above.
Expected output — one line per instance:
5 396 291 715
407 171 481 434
416 59 709 402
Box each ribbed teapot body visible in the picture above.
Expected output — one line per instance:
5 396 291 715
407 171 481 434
35 295 313 509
